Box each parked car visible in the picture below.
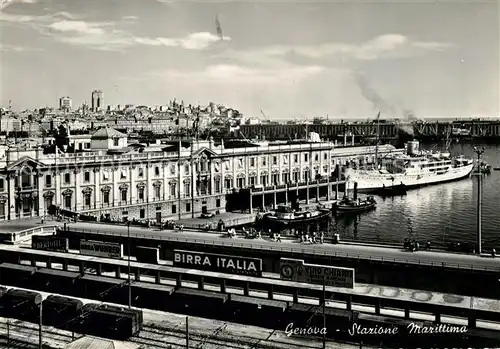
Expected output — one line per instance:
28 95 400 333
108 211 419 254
200 212 215 219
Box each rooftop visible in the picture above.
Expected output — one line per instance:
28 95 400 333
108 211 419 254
65 336 139 349
91 127 127 140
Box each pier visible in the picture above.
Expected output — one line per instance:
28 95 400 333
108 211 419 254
239 119 500 141
38 222 500 299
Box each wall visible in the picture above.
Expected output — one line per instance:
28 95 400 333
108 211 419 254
60 230 500 299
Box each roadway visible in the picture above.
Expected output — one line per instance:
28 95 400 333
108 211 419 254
0 218 49 233
64 221 500 272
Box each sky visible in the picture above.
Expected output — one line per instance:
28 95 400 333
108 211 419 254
0 0 499 119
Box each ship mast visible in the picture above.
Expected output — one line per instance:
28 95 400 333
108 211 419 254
445 123 452 151
374 111 381 169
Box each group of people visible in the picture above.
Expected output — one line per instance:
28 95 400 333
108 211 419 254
227 228 237 238
404 239 431 252
162 220 183 231
268 230 282 242
227 227 326 244
297 230 324 244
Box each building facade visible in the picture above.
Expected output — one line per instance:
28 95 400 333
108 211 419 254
59 96 72 111
91 90 103 112
0 128 400 222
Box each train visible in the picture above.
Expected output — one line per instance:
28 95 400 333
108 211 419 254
0 262 498 348
0 286 143 341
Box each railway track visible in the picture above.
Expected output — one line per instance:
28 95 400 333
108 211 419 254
132 322 346 349
0 318 80 349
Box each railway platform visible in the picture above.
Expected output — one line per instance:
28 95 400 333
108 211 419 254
1 244 499 328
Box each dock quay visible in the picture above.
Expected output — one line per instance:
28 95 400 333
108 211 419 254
0 245 499 348
38 222 500 299
1 219 498 299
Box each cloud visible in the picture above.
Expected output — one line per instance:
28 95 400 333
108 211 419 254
0 9 75 25
149 63 325 85
48 20 109 35
0 43 40 52
44 18 230 51
134 32 231 50
2 4 228 52
226 34 455 65
0 11 35 22
0 0 37 10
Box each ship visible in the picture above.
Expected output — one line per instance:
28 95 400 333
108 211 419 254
335 196 377 214
343 113 474 192
334 181 377 214
260 205 331 226
345 139 474 192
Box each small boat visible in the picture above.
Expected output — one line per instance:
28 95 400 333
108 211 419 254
261 205 331 225
335 196 377 214
375 184 407 197
473 161 492 174
493 167 500 171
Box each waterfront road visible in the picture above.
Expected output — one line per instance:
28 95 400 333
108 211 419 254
64 221 500 272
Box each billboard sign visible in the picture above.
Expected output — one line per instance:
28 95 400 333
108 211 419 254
79 240 123 259
173 249 262 277
279 258 355 289
136 246 160 264
32 235 69 252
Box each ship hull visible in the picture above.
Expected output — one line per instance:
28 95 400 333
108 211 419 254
335 202 376 213
262 210 331 225
345 164 474 193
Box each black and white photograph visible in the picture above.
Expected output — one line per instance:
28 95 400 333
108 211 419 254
0 0 499 348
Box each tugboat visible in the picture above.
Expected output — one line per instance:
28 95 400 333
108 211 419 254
375 177 407 197
473 161 492 174
335 182 377 214
261 204 331 226
335 196 377 214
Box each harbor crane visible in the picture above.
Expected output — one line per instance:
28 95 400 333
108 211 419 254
259 109 271 123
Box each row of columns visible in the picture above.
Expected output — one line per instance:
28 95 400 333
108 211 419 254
248 181 341 214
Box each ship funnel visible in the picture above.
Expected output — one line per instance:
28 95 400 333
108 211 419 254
353 182 358 200
406 140 420 155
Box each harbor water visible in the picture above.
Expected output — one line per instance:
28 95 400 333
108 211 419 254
330 143 500 250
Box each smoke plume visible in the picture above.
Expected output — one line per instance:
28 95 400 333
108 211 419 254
396 109 417 136
215 15 223 40
353 72 396 116
353 72 419 137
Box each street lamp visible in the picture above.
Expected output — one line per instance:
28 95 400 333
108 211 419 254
39 301 43 349
473 146 485 255
127 221 131 309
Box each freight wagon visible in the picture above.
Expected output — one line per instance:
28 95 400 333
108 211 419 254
0 262 498 348
42 295 83 328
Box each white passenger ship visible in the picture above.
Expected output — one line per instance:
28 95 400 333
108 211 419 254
345 140 474 192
